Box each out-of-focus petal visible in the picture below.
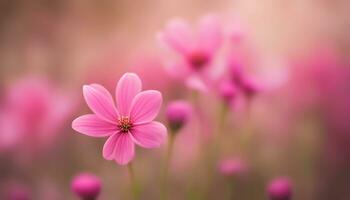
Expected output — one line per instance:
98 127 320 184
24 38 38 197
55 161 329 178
164 60 191 79
185 75 209 93
130 121 167 148
159 18 193 55
0 111 23 151
197 15 222 56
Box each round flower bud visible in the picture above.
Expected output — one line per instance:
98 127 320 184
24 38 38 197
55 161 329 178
218 80 237 103
71 173 101 200
241 77 260 98
267 177 292 200
165 100 192 133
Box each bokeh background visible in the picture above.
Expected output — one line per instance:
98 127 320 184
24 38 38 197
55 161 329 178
0 0 350 199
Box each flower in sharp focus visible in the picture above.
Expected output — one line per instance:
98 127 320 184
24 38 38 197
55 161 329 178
72 73 167 165
267 177 292 200
159 15 222 92
166 100 192 133
71 173 101 200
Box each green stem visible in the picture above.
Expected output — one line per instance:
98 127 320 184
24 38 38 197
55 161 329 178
203 102 229 200
210 102 229 163
161 133 176 200
127 162 139 200
225 178 235 200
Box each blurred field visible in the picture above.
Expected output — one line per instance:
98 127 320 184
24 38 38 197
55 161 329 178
0 1 350 200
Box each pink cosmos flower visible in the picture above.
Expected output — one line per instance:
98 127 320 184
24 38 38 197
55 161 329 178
72 73 167 165
159 15 222 92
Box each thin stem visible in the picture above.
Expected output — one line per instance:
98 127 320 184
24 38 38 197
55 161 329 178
216 102 229 146
127 162 139 200
203 102 229 200
225 177 235 200
240 98 255 157
161 133 176 200
210 102 229 163
188 90 207 199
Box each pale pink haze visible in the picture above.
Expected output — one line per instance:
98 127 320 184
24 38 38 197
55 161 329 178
159 15 222 92
72 73 167 165
0 76 74 154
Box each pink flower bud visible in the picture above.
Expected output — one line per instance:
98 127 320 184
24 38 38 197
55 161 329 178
218 80 237 103
241 77 260 98
166 100 192 133
71 173 101 200
267 177 292 200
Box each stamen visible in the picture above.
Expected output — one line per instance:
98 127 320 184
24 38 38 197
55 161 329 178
118 116 132 133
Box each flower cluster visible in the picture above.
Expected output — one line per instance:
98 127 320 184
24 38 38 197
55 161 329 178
69 14 295 200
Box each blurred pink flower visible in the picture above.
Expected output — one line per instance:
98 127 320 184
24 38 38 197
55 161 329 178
71 173 101 200
267 177 292 200
218 158 247 177
166 100 192 133
227 18 246 44
2 182 31 200
0 76 74 155
218 79 238 104
240 76 262 99
72 73 167 165
287 48 350 198
159 15 223 92
226 53 262 98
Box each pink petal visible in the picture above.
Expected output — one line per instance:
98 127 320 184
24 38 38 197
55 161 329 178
131 121 167 148
83 84 118 123
165 60 191 79
159 18 193 55
116 73 142 116
72 114 117 137
197 15 222 56
130 90 162 124
103 133 135 165
185 75 209 93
